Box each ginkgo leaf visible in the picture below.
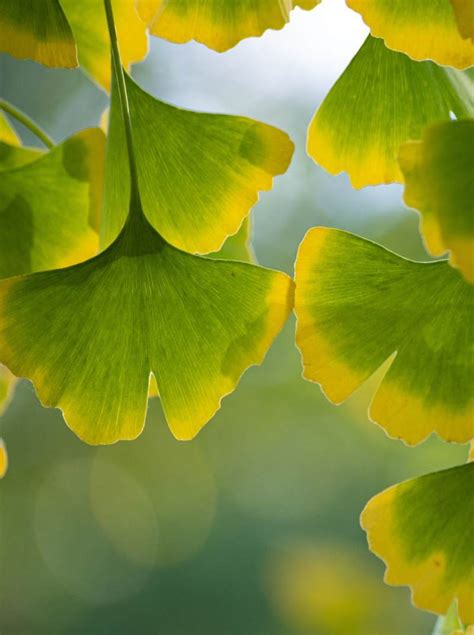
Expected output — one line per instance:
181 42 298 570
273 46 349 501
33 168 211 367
399 120 474 285
346 0 474 69
361 463 474 623
0 112 20 146
0 365 15 417
0 0 77 67
137 0 320 52
59 0 148 91
103 72 294 253
295 227 474 445
0 438 7 478
0 128 105 279
307 35 474 189
0 203 293 444
0 141 43 172
450 0 474 43
146 218 253 402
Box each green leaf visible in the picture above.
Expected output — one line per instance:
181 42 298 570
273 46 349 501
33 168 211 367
137 0 320 52
0 141 43 172
346 0 474 69
450 0 474 43
0 128 105 279
295 227 474 445
399 120 474 285
0 204 293 444
361 463 474 623
59 0 148 91
103 72 294 253
0 0 77 67
307 35 474 188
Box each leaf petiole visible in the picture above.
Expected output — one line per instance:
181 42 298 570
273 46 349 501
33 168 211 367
0 99 54 149
103 0 141 208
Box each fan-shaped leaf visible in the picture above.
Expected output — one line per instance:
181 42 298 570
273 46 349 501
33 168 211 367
103 72 294 253
450 0 474 42
59 0 148 91
346 0 474 69
0 204 293 444
361 463 474 623
295 227 474 445
399 120 474 284
0 0 77 67
137 0 320 52
307 35 474 188
0 128 104 280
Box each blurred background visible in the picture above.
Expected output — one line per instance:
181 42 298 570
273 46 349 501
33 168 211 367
0 1 468 633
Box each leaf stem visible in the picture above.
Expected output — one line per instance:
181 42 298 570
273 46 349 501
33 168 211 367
103 0 140 204
0 99 54 149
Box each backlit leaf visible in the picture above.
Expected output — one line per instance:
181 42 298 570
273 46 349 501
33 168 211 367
295 227 474 445
399 120 474 284
0 0 77 67
450 0 474 42
361 463 474 623
103 72 294 253
346 0 474 69
147 219 253 402
59 0 148 91
307 35 474 188
0 141 43 172
137 0 320 52
0 204 293 444
0 128 105 279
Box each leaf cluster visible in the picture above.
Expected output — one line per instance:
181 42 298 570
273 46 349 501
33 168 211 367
0 1 472 629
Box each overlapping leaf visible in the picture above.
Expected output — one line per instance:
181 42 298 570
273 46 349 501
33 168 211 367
0 0 77 67
450 0 474 43
346 0 474 69
137 0 320 52
0 136 43 172
0 128 105 279
361 463 474 623
60 0 148 90
0 201 293 444
399 120 474 284
307 35 474 188
103 72 294 253
295 227 474 445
